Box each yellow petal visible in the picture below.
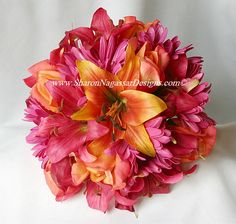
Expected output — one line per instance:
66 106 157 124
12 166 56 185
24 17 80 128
125 124 156 157
120 89 167 126
182 79 199 92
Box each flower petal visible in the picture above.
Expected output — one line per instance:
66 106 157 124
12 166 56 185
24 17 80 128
71 158 89 185
31 70 61 112
85 153 116 171
120 89 167 126
115 191 137 206
86 120 109 140
113 155 130 190
91 8 114 39
198 125 216 157
117 44 140 89
125 124 156 157
76 60 123 105
88 133 113 157
86 181 114 213
71 101 99 121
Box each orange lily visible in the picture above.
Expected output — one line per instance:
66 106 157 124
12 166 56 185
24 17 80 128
71 45 167 157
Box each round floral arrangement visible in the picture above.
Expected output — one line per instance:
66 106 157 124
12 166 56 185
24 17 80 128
24 8 216 212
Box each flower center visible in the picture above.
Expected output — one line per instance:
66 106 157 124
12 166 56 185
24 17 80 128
105 101 123 119
97 98 127 140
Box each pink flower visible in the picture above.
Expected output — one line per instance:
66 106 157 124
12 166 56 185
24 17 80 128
26 112 108 166
72 36 128 74
24 97 52 125
45 82 86 116
168 120 216 162
44 156 83 201
38 115 108 163
86 181 138 213
138 21 168 48
26 126 49 168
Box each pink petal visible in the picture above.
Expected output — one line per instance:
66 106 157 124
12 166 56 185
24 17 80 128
86 181 114 213
86 120 109 141
175 92 199 114
113 156 131 190
157 172 183 184
145 116 163 128
79 145 97 163
91 8 114 39
169 54 188 80
115 191 137 206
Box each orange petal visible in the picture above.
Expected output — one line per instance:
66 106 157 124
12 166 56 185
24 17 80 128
44 166 63 198
125 124 156 157
76 60 123 105
28 60 56 77
87 133 112 157
32 70 61 112
139 57 161 82
71 159 89 185
117 44 140 89
71 101 99 121
120 18 144 39
120 89 167 126
137 42 148 58
85 153 116 171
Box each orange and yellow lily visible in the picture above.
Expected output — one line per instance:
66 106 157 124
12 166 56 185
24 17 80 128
71 45 167 157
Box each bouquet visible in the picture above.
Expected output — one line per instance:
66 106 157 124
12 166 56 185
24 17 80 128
24 8 216 212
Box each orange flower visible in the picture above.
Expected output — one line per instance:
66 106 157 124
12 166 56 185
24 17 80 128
24 60 62 112
71 45 167 157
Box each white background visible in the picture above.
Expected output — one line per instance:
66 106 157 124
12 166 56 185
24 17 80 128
0 0 235 223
